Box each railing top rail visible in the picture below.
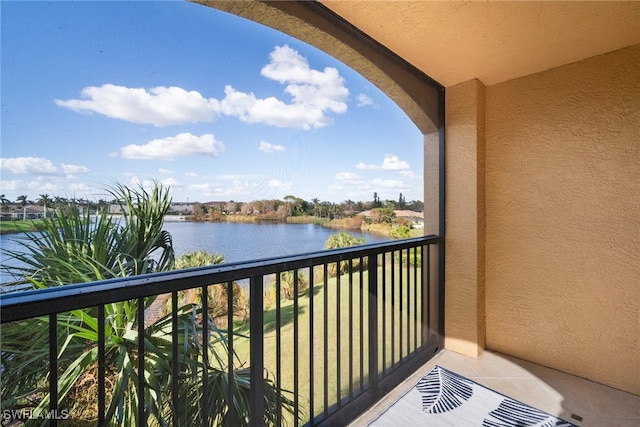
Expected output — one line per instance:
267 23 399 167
1 235 442 323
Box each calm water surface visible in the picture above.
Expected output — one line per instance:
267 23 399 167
0 222 390 283
163 221 389 262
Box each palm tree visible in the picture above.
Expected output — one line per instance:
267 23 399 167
278 270 309 300
0 182 295 426
171 250 246 320
324 232 367 276
37 193 51 218
0 194 9 218
16 194 28 220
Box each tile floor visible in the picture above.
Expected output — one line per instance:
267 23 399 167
348 350 640 427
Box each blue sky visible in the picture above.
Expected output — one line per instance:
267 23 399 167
1 1 423 204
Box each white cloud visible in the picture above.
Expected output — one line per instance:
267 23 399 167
370 178 405 188
219 174 248 181
159 168 174 175
356 93 374 107
261 45 348 105
187 180 257 200
55 84 216 127
258 141 286 153
335 172 362 180
213 85 335 130
120 133 224 160
184 172 199 177
0 176 106 201
0 157 58 175
399 170 417 179
267 179 291 190
0 180 21 192
160 177 180 188
188 183 212 193
62 163 90 174
55 45 348 130
126 176 177 194
66 182 96 196
335 172 364 185
356 155 410 171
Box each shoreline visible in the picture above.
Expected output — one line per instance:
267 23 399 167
1 214 422 238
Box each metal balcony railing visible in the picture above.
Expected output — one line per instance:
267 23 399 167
1 236 444 426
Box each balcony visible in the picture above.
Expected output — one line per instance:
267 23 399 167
1 236 444 426
350 350 640 426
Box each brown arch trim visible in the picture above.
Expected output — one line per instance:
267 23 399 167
194 0 444 134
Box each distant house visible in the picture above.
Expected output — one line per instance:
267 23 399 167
109 204 124 215
169 202 194 215
4 205 45 220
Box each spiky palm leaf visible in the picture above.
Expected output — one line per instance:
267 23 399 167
1 182 296 426
324 232 367 276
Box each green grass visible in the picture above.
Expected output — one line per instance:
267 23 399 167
285 215 329 225
218 254 425 424
0 219 41 234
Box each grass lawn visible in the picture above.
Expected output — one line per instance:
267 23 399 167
220 253 425 424
0 219 41 235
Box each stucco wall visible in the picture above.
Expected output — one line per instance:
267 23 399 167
444 79 486 358
485 44 640 395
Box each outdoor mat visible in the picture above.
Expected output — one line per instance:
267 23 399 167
368 365 577 426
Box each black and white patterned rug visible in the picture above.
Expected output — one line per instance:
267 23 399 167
369 366 577 426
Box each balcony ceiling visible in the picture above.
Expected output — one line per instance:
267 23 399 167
320 1 640 86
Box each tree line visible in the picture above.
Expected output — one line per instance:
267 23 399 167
191 192 423 220
0 191 423 222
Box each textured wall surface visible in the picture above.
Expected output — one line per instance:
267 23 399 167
444 79 486 357
321 1 640 86
485 44 640 395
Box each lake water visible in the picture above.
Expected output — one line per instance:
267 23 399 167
0 222 390 283
164 222 389 262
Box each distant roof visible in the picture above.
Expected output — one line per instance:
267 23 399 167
359 210 423 219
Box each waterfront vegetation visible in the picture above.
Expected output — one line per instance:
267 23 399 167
0 183 295 426
0 182 422 425
0 219 41 234
0 190 424 239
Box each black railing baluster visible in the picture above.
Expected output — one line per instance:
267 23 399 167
414 247 418 350
406 248 411 356
424 244 431 344
336 264 341 408
348 258 354 400
367 254 379 396
49 314 57 427
391 250 396 367
323 263 329 419
249 275 264 425
227 281 237 426
382 252 387 376
137 297 145 427
293 270 300 427
98 305 105 426
436 242 445 341
309 268 315 425
359 257 364 391
276 274 282 426
0 237 443 427
399 250 404 361
201 287 209 427
171 292 179 425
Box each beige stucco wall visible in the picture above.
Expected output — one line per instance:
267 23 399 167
202 0 639 393
484 44 640 395
444 79 487 358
